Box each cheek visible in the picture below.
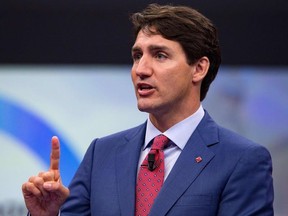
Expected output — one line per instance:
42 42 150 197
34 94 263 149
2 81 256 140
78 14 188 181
164 74 191 95
159 78 179 97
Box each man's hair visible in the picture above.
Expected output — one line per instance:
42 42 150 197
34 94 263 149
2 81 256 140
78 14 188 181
130 4 221 101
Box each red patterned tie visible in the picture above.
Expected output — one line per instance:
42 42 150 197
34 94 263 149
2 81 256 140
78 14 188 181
135 134 169 216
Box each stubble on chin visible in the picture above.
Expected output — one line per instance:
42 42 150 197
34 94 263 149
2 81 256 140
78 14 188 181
136 98 153 113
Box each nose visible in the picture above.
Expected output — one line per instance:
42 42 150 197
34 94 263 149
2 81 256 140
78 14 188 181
134 55 152 79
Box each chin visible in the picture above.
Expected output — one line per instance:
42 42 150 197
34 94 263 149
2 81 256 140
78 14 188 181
137 105 148 113
137 98 159 113
137 103 152 113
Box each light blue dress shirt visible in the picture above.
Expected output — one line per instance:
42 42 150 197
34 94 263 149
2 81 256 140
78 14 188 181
137 105 205 180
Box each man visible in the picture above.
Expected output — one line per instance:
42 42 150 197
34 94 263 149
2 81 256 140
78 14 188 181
22 4 274 216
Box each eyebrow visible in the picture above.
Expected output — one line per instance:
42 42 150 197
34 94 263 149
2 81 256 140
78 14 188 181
131 45 171 53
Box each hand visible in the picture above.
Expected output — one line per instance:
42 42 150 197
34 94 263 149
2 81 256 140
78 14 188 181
22 136 70 216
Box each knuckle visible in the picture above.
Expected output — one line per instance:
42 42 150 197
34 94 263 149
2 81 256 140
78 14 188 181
42 171 54 181
38 171 45 177
34 176 44 186
28 176 36 182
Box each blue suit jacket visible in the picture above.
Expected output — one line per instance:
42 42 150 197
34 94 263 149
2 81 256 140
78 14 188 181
61 112 273 215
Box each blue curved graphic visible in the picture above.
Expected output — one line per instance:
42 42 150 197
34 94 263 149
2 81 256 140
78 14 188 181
0 96 80 186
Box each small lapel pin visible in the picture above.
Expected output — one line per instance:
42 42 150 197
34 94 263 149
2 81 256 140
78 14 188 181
195 156 202 163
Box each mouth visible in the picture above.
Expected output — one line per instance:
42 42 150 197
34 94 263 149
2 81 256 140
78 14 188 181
138 83 153 90
137 83 154 96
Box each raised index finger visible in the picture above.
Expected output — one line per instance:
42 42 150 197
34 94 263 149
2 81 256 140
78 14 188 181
50 136 60 171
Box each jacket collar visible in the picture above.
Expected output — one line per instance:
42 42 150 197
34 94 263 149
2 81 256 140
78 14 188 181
115 123 146 216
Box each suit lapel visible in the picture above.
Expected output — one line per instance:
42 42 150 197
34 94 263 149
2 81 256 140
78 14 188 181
115 124 146 216
150 113 219 215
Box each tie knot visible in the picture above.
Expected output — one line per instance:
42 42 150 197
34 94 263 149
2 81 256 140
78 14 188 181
151 134 169 150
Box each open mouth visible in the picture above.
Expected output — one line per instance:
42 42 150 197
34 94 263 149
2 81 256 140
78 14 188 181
139 84 153 90
137 83 154 96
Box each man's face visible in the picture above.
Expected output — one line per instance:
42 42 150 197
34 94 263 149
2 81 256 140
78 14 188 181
131 30 197 117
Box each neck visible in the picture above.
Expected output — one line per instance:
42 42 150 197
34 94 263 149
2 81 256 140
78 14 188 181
149 102 201 132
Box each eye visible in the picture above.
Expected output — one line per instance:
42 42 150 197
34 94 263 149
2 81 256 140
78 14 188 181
132 52 142 62
155 52 167 60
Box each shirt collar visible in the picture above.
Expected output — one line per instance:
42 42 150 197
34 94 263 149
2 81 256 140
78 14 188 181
144 105 205 150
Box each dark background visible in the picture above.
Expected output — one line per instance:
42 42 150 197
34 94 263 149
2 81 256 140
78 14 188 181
1 0 288 65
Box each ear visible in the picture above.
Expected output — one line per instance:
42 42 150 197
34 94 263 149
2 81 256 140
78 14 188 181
192 56 210 83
